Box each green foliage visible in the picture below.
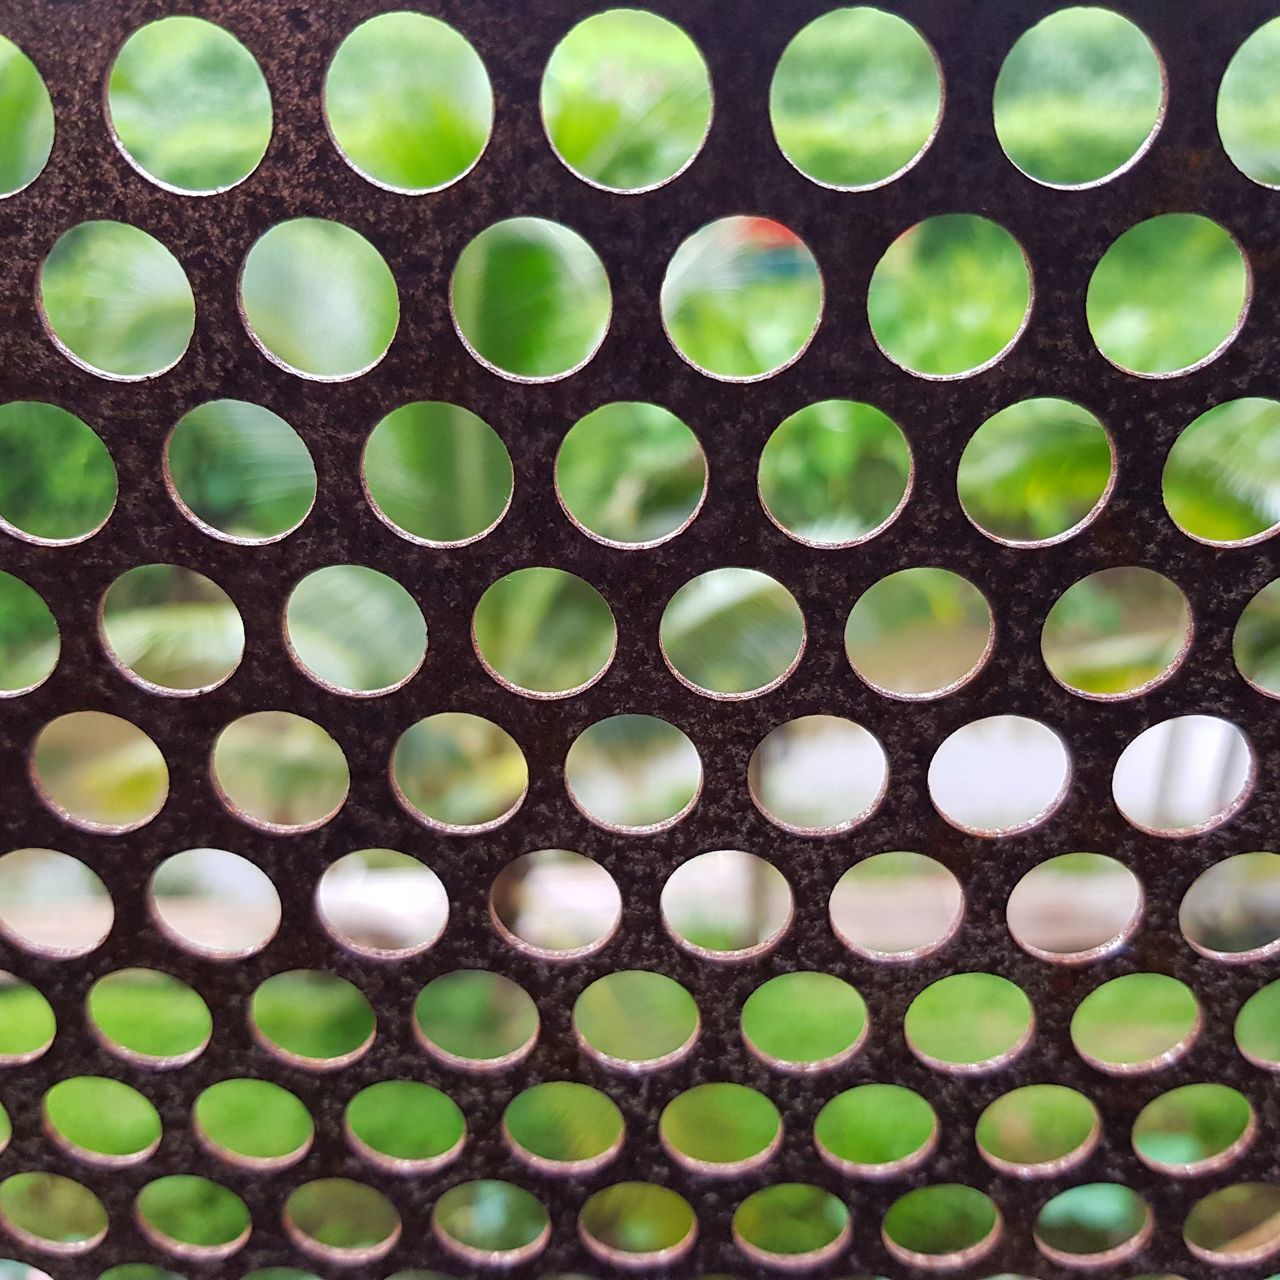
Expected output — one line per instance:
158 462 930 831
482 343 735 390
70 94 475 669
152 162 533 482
869 214 1029 375
0 36 52 193
347 1082 464 1161
365 401 512 543
108 16 270 191
167 399 315 540
543 9 709 190
994 7 1161 184
453 219 610 378
195 1078 313 1161
41 222 195 377
326 11 490 191
251 971 373 1061
1087 214 1246 374
557 402 704 543
1218 16 1280 185
771 7 939 187
662 219 821 377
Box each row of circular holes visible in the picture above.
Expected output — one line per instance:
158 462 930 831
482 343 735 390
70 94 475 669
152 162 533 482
0 561 1255 701
7 558 1279 709
7 395 1280 553
6 9 1280 198
9 1071 1263 1187
27 209 1255 384
5 846 1276 971
0 1166 1274 1271
4 962 1279 1079
22 707 1258 840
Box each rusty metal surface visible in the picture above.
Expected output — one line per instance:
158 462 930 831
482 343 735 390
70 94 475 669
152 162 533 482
0 0 1277 1275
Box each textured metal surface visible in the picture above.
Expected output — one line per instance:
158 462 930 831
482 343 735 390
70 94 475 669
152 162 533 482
0 0 1278 1275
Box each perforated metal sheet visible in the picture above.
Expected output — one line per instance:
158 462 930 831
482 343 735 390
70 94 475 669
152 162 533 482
1 0 1279 1275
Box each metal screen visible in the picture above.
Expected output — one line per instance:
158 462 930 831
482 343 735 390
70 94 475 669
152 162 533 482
1 0 1278 1276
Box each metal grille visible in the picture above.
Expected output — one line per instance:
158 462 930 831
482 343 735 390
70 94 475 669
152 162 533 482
1 0 1278 1275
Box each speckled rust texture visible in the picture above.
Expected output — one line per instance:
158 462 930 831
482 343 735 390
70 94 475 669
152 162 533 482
0 0 1278 1276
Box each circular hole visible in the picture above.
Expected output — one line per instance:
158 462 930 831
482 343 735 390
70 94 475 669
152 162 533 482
325 12 491 193
929 716 1069 835
89 969 210 1066
566 715 701 832
958 398 1113 544
0 973 54 1063
393 713 527 831
661 567 805 697
574 970 698 1069
1181 851 1280 961
1134 1083 1254 1175
1185 1183 1280 1264
212 711 349 832
976 1085 1099 1176
1035 1184 1150 1266
1071 973 1199 1073
0 848 111 956
556 402 706 547
734 1184 849 1269
0 1173 106 1255
868 215 1030 378
504 1081 623 1174
44 1077 160 1166
252 971 374 1069
40 222 194 379
99 1268 181 1280
150 848 280 958
741 972 867 1071
660 1084 781 1175
883 1185 999 1269
473 567 615 697
491 849 621 958
286 565 425 695
542 9 711 192
414 971 538 1069
815 1084 936 1177
347 1081 464 1173
194 1079 313 1169
1087 214 1248 376
240 219 398 379
1007 852 1141 962
1042 567 1189 697
1164 398 1280 544
993 7 1162 187
166 399 316 543
1112 715 1252 835
0 402 116 544
771 7 940 190
580 1183 696 1269
0 35 53 196
452 218 610 380
433 1181 549 1268
1235 579 1280 696
904 973 1033 1072
1219 18 1280 187
107 17 271 193
1235 979 1280 1068
285 1179 399 1263
661 217 822 380
749 715 886 834
845 567 991 698
102 564 244 693
0 573 57 693
136 1175 250 1259
33 711 168 832
317 848 448 959
661 849 792 960
759 400 911 547
364 401 512 546
830 852 964 961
